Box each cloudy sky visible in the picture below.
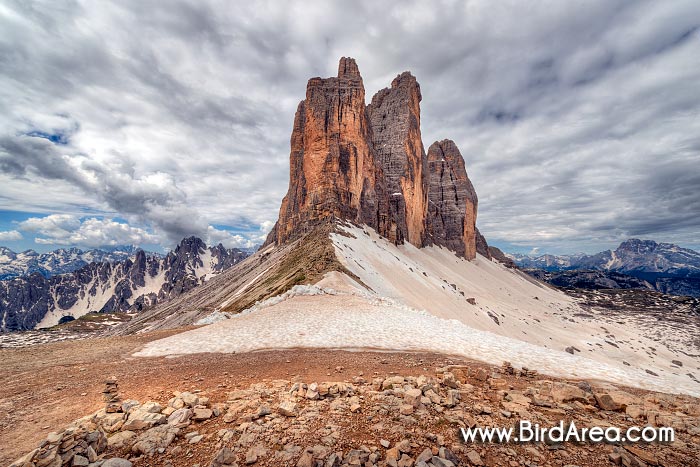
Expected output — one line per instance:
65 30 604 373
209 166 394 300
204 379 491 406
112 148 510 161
0 0 698 254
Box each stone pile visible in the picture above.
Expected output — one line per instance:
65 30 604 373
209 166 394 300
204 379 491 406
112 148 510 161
10 418 110 467
102 378 121 414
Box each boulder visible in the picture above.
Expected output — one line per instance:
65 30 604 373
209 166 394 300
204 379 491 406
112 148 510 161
102 459 132 467
122 410 166 431
193 408 213 421
594 393 623 411
442 371 459 389
167 408 192 425
278 400 298 417
131 424 180 456
382 376 405 390
106 430 135 448
180 392 200 407
550 383 590 403
209 447 236 467
404 388 423 407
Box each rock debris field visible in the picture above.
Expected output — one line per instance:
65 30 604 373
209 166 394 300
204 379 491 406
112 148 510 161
9 353 700 467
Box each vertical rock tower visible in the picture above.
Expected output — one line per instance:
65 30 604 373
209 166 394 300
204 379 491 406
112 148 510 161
426 139 478 259
367 72 428 245
266 57 482 260
268 57 387 245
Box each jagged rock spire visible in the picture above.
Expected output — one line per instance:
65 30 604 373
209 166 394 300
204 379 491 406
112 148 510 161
265 58 481 260
267 57 386 246
367 71 427 246
426 139 478 259
337 56 360 77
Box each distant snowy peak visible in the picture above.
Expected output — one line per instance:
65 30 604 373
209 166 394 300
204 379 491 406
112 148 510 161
0 236 249 331
509 239 700 277
611 239 700 276
507 252 587 271
0 244 161 280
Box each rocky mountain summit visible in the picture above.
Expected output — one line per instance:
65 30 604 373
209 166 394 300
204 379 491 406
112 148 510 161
109 58 511 335
511 239 700 296
426 140 479 259
266 57 482 260
0 245 155 281
0 237 247 332
510 239 700 277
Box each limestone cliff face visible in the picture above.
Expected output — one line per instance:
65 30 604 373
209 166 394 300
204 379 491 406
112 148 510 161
266 58 483 260
268 58 386 245
426 140 478 259
367 72 427 246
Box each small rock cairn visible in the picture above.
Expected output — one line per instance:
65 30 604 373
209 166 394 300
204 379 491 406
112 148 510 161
103 377 122 413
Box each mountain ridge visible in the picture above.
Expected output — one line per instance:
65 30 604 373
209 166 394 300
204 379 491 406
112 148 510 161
510 239 700 297
0 236 247 332
0 245 162 281
509 238 700 277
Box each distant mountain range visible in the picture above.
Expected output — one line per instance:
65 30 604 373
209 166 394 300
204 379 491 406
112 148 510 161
509 239 700 297
0 245 162 280
0 237 248 332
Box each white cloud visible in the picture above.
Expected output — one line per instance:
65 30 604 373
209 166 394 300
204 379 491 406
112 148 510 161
18 215 159 248
206 226 257 249
0 230 23 242
18 214 81 239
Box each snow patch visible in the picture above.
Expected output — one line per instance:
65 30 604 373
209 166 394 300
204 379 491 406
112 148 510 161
134 224 700 397
135 279 699 396
195 311 232 325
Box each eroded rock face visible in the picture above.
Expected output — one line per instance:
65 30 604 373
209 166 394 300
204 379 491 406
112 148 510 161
268 57 387 246
426 140 478 259
266 57 482 260
476 228 491 259
367 72 427 246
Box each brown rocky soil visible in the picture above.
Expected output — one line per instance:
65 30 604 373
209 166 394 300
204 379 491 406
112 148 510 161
3 333 699 467
0 331 453 465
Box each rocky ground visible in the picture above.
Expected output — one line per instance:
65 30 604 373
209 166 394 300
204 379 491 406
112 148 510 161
3 335 699 467
568 288 700 356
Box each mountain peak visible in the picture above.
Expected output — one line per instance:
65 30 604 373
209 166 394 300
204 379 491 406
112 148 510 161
390 71 421 95
175 236 206 254
337 56 360 78
426 139 478 258
266 58 481 259
617 238 658 251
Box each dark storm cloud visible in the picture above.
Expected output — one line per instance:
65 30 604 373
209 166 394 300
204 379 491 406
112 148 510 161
0 0 698 252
